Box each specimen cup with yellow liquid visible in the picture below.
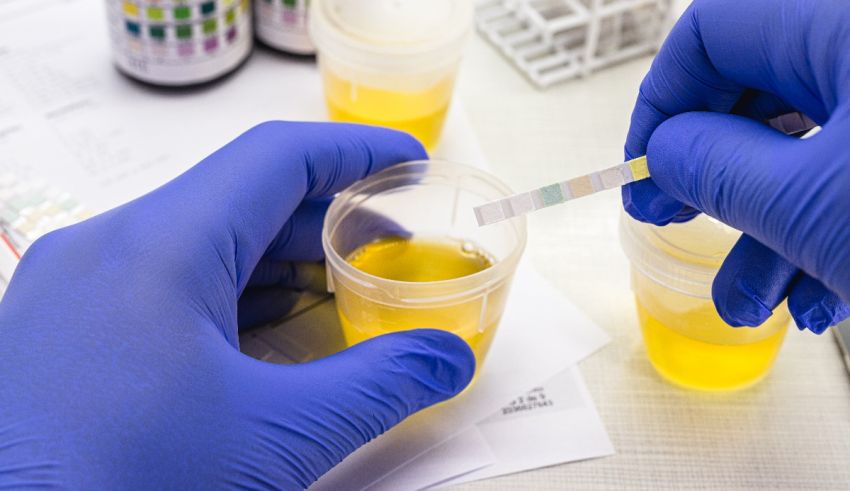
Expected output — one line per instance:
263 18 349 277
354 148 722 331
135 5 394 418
310 0 473 151
322 161 526 378
620 213 790 391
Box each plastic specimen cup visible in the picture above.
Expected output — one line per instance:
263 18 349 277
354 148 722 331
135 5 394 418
620 213 790 390
310 0 473 151
322 161 527 378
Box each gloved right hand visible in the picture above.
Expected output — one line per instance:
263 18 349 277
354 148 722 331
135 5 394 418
622 0 850 333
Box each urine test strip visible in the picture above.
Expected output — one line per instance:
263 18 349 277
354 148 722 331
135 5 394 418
474 156 649 226
473 111 818 227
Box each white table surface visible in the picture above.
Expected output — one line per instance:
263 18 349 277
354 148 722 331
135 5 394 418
451 29 850 491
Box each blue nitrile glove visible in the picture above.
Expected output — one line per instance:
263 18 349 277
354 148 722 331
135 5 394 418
622 0 850 334
0 122 475 489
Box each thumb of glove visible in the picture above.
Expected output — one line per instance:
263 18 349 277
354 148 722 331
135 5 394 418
646 111 802 233
242 329 475 489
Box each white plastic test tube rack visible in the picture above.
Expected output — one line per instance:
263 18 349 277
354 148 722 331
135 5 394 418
475 0 674 88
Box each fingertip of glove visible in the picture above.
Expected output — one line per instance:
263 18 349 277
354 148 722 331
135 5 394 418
669 207 701 223
622 185 655 223
791 300 850 335
377 329 476 400
621 181 684 226
793 306 830 334
713 278 773 327
410 329 476 396
250 120 429 168
345 124 429 163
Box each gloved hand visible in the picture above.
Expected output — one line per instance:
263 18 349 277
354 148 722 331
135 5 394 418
0 122 474 489
622 0 850 334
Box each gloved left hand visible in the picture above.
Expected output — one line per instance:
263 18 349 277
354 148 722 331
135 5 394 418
0 122 475 489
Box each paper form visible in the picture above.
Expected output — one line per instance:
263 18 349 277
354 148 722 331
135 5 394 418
0 0 184 207
243 298 613 491
0 0 327 213
368 427 496 491
0 0 486 213
242 264 610 491
376 366 614 489
0 0 65 20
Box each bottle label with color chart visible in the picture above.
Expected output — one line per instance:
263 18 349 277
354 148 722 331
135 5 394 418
254 0 314 54
106 0 253 86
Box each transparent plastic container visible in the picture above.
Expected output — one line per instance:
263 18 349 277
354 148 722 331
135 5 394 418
322 161 526 376
620 213 790 391
309 0 473 151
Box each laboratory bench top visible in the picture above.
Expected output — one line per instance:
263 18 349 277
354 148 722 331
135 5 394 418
451 33 850 491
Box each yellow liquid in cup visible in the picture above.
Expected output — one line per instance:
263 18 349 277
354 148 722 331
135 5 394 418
322 70 454 151
337 236 504 369
634 274 789 390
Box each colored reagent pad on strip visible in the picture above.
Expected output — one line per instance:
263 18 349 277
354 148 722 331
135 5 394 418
474 156 649 226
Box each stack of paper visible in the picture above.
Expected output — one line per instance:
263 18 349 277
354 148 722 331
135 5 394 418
0 0 615 487
242 276 614 489
378 367 613 489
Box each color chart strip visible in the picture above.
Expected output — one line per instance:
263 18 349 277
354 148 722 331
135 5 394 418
109 0 252 71
474 156 650 226
118 0 249 50
120 0 249 24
